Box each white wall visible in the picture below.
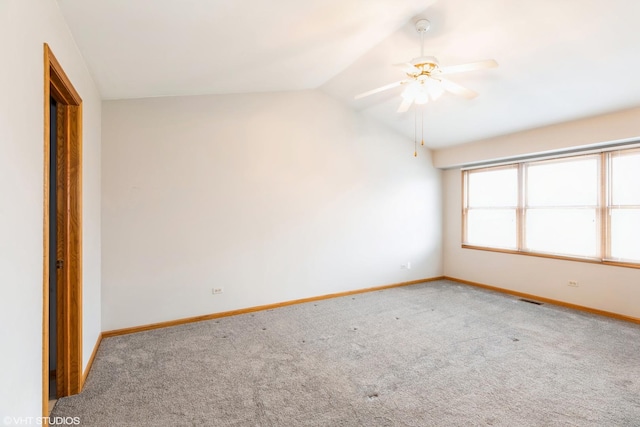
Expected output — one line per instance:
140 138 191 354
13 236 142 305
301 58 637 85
439 110 640 319
0 0 101 418
434 107 640 169
102 90 442 331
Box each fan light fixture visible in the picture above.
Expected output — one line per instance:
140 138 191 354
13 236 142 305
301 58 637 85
401 76 445 105
355 18 498 156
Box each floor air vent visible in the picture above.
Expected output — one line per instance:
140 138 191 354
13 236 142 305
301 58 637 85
519 298 543 305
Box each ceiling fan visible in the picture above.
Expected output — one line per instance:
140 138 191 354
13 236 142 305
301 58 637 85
355 19 498 113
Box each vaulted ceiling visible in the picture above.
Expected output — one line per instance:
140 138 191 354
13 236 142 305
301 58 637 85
56 0 640 148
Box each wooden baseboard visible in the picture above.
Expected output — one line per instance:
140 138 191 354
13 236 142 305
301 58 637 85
444 276 640 325
82 333 103 386
103 277 445 338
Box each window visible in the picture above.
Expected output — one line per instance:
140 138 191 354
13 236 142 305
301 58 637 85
462 147 640 267
524 156 599 258
609 149 640 262
465 166 517 249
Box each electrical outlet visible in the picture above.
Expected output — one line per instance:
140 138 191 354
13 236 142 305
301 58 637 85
568 280 578 287
212 287 224 295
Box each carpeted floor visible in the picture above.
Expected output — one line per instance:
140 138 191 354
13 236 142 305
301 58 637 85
51 280 640 426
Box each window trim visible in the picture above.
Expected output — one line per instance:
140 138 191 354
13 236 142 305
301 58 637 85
461 147 640 269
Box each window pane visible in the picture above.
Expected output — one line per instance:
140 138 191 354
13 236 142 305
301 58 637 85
525 209 597 257
611 151 640 206
610 209 640 261
467 209 516 249
527 157 598 207
468 168 517 208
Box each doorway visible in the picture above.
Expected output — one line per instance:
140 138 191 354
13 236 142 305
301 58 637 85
49 95 58 406
43 44 83 417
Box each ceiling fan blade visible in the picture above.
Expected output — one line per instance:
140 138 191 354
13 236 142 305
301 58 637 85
397 97 413 113
438 59 498 75
355 80 405 99
439 78 478 99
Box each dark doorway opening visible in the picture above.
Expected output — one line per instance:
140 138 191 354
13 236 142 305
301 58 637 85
49 96 58 405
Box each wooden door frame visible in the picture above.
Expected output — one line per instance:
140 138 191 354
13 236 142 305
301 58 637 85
43 43 83 417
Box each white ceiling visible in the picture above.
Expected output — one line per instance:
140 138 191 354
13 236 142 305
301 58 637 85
56 0 640 148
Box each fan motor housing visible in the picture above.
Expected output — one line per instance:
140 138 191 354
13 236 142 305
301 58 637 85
409 56 439 76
